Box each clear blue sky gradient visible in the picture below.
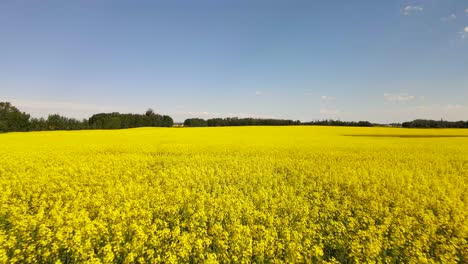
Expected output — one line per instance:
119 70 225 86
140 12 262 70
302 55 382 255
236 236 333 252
1 0 467 122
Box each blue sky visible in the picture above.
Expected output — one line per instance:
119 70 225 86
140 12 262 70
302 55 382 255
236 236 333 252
1 0 467 123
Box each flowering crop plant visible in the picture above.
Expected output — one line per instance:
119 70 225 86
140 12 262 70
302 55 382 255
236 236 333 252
0 126 467 263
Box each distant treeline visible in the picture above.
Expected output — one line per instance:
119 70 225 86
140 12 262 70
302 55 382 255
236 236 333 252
402 119 468 128
0 102 173 132
302 120 373 127
3 101 467 132
184 118 373 127
89 111 173 129
184 118 301 127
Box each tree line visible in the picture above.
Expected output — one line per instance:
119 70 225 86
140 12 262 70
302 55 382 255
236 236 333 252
3 101 467 132
301 120 373 127
88 109 173 129
402 119 468 128
184 117 301 127
184 117 373 127
0 102 173 133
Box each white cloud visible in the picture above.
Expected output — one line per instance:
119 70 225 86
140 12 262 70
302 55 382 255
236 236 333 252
11 99 112 111
402 5 423 15
319 108 341 117
384 104 467 122
227 112 278 119
187 111 221 117
384 93 416 102
168 111 221 122
446 104 465 110
255 91 263 96
320 95 336 101
465 8 468 13
459 26 468 39
441 13 456 22
169 111 279 122
172 111 220 118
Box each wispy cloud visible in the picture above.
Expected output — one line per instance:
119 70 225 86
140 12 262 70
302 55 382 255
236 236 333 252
227 112 278 119
170 111 279 121
319 108 341 117
402 5 423 16
446 104 465 110
176 111 221 118
384 104 467 122
384 93 416 102
465 8 468 13
255 91 263 96
320 95 336 101
441 13 456 22
168 111 220 122
11 99 113 112
459 26 468 39
6 99 120 118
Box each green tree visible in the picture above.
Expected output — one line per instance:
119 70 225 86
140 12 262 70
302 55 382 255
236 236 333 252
184 118 208 127
0 102 31 132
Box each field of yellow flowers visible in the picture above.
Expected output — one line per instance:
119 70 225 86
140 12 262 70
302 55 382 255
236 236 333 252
0 126 467 263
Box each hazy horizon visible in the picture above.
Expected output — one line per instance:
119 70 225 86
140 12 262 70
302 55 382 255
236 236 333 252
1 1 467 123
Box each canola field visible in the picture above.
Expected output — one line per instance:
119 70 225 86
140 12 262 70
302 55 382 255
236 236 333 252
0 126 467 263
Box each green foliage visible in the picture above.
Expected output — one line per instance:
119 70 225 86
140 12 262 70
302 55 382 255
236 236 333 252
0 120 7 133
303 120 374 127
46 114 87 130
183 117 373 127
402 119 468 128
207 117 301 127
88 112 173 129
183 117 301 127
184 118 208 127
0 102 31 132
0 102 173 133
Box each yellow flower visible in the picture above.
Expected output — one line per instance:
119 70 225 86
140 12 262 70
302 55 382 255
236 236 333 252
0 127 466 263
